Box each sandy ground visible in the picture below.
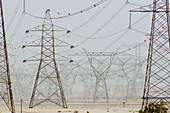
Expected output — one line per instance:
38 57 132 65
0 101 169 113
0 102 142 113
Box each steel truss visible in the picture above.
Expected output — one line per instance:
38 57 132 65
116 55 143 99
84 51 115 102
131 0 170 109
25 9 69 108
0 0 15 113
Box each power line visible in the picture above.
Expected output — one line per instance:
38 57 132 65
101 13 149 52
8 13 25 43
75 3 128 47
102 28 130 52
24 0 109 19
72 0 115 32
7 0 22 30
71 28 127 40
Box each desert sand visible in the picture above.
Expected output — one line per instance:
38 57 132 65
0 101 142 113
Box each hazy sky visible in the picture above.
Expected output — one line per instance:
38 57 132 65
1 0 157 100
2 0 153 72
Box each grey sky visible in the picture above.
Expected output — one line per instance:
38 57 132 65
1 0 156 100
1 0 153 74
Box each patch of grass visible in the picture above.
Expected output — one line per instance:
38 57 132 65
139 102 168 113
74 110 79 113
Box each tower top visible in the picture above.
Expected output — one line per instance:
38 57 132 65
45 9 50 13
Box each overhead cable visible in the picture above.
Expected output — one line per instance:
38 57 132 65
8 13 25 43
7 0 23 30
72 0 115 32
25 0 109 19
75 3 128 47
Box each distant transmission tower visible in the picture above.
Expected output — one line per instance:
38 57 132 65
23 9 72 108
116 43 146 99
0 0 16 113
130 0 170 109
86 53 114 103
71 50 115 102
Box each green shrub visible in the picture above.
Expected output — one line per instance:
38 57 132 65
74 110 79 113
139 102 168 113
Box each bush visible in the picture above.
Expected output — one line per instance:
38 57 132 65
139 102 168 113
74 110 79 113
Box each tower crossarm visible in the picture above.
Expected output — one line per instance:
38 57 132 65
24 23 74 49
23 53 72 62
25 24 68 33
23 45 69 47
130 0 170 12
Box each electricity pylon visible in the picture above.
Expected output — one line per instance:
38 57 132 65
23 9 72 108
130 0 170 109
59 63 77 99
70 50 115 102
0 0 16 113
116 55 144 99
116 43 147 99
86 52 114 103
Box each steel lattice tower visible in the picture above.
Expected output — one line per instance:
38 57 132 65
27 9 68 108
117 56 142 99
86 53 114 103
115 43 147 99
70 49 115 103
70 50 115 102
130 0 170 109
0 0 16 113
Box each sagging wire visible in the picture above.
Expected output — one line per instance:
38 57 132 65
71 28 127 39
128 2 143 7
75 3 128 47
7 0 23 30
131 13 150 26
131 28 149 36
46 7 149 56
66 14 149 72
67 0 148 41
8 13 25 43
50 1 146 55
101 13 150 52
48 1 128 55
24 0 109 19
20 1 149 70
102 28 130 52
69 14 149 40
72 0 115 32
8 0 28 44
69 38 148 74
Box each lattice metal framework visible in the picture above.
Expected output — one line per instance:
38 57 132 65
59 63 77 99
25 9 70 108
130 0 170 109
0 0 15 113
115 44 146 99
116 55 143 99
84 51 115 102
69 51 115 102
